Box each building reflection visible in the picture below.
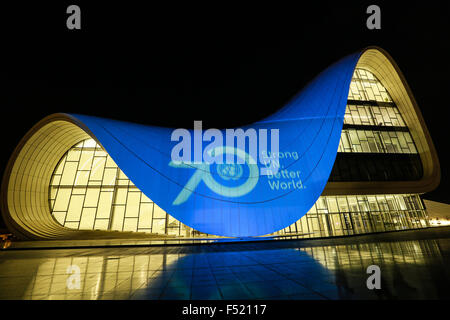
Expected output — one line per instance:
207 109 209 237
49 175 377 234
1 237 448 300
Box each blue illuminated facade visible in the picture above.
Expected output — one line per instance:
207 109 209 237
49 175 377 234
1 47 439 240
68 53 360 237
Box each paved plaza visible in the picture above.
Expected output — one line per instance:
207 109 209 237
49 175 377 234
0 227 449 300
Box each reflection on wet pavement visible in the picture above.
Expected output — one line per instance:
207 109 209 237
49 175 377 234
0 228 449 300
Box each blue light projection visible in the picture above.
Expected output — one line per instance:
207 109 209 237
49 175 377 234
69 52 361 237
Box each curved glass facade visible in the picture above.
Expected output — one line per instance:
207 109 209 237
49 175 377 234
49 68 430 238
49 138 428 238
333 68 423 182
49 139 192 236
275 194 428 237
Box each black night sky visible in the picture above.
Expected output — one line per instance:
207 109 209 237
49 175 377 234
0 2 449 228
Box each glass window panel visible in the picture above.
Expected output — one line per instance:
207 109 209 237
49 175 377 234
326 197 339 213
60 162 77 185
380 90 391 102
358 197 370 212
390 138 401 153
395 111 405 126
114 188 128 205
375 132 385 152
367 137 378 152
123 218 138 232
84 188 100 208
110 206 125 231
83 139 97 148
53 189 72 212
50 174 61 186
65 222 79 229
152 219 166 234
105 156 117 168
349 131 359 145
96 191 113 219
79 208 96 230
118 170 129 180
342 132 351 150
351 110 361 124
374 113 384 126
308 204 317 214
54 157 66 174
391 117 400 127
74 170 90 186
358 107 369 124
66 149 81 162
381 131 390 142
78 151 94 171
153 204 166 218
347 197 359 212
53 212 66 225
125 192 141 218
412 195 424 209
72 187 86 195
366 86 375 100
66 195 84 222
357 130 367 141
102 168 117 186
337 197 349 212
50 187 58 200
398 132 408 149
309 217 320 232
316 198 328 210
344 114 353 125
89 157 106 181
367 196 379 211
386 196 397 210
138 203 153 229
167 215 180 228
361 140 370 152
94 219 109 230
396 196 407 210
408 143 417 153
371 82 381 97
387 107 396 119
141 193 152 203
300 217 309 234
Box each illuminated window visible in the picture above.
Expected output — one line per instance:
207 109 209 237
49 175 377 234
277 194 428 237
344 104 406 127
348 68 393 103
49 139 192 236
337 129 417 154
339 68 418 154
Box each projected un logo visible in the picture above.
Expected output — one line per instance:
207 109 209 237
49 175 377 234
216 163 243 180
169 146 259 205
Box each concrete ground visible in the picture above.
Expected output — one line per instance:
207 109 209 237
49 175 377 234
0 227 449 300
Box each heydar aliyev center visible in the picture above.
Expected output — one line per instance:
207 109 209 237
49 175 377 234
0 46 440 240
